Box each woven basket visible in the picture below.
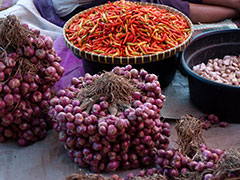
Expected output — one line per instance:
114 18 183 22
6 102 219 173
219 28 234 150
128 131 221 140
63 2 194 65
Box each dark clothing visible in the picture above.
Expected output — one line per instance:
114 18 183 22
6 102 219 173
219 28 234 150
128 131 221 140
33 0 202 27
33 0 65 27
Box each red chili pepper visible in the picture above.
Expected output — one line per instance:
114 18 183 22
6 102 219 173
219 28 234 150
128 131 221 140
139 31 148 37
132 36 137 43
123 32 130 45
130 25 136 37
127 34 134 42
141 45 148 53
161 33 167 42
68 36 77 41
141 36 150 43
65 0 191 57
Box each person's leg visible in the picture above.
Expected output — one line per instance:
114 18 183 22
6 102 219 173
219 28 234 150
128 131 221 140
189 3 239 23
202 0 240 11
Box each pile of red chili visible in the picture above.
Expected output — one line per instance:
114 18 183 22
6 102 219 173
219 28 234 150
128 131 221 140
65 0 191 57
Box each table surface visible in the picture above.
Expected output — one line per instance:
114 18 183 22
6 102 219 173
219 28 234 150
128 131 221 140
1 121 240 180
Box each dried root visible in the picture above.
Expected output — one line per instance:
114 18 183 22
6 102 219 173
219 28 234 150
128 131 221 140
15 57 38 76
0 15 38 83
175 169 214 180
65 173 167 180
77 71 138 112
65 173 104 180
213 148 240 179
18 57 38 74
0 15 35 49
176 149 240 180
175 114 205 158
128 174 167 180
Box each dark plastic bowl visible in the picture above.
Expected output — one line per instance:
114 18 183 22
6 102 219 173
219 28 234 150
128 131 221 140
83 55 178 89
181 29 240 123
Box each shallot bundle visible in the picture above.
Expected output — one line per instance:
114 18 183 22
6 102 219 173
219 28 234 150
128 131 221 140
155 145 224 179
0 15 64 146
147 115 224 179
49 65 169 172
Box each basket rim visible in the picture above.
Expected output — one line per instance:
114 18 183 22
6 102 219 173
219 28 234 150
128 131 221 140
63 1 194 64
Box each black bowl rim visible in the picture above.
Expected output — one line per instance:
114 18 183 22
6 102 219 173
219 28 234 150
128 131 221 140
63 1 194 65
181 29 240 89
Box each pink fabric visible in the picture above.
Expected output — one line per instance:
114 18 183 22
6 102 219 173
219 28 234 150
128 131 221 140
53 35 85 90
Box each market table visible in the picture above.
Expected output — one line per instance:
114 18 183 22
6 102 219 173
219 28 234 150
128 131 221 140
0 2 240 178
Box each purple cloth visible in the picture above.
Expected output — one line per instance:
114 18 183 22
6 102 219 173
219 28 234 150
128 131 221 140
53 35 84 90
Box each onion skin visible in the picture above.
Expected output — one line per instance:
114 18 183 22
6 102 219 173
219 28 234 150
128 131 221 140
3 85 11 94
29 83 38 92
0 72 5 81
4 68 12 76
45 67 56 77
219 121 228 128
44 36 54 49
4 94 14 106
8 78 20 89
204 174 213 180
24 46 34 57
5 57 16 68
202 150 213 161
0 99 6 109
20 82 30 95
32 91 43 103
0 62 6 72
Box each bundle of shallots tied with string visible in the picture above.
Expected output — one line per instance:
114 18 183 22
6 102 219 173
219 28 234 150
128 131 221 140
154 115 225 179
0 15 64 146
49 65 170 172
175 148 240 180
